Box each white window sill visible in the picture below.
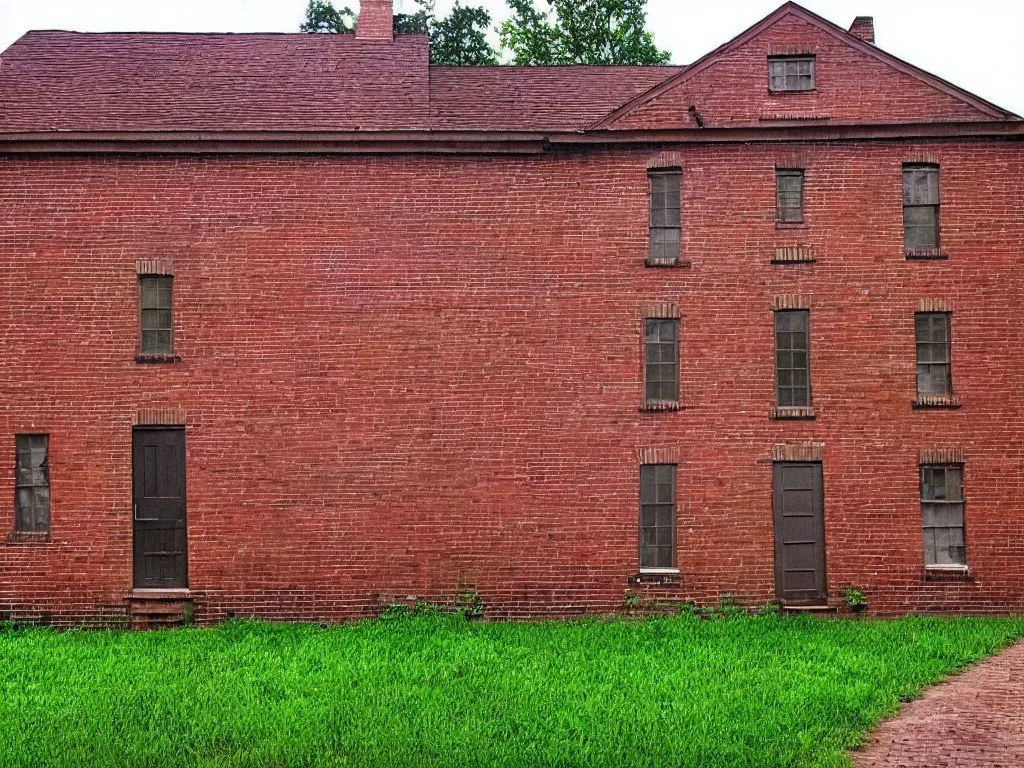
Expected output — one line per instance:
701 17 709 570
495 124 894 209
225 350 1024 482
639 568 680 575
925 564 968 573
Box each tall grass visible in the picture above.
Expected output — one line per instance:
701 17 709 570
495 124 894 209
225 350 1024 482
1 613 1021 767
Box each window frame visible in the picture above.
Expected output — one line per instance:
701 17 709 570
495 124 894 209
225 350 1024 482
768 55 816 92
775 168 805 225
902 164 940 254
14 434 50 534
644 318 680 407
138 274 174 357
920 463 966 568
914 312 953 397
647 168 682 266
774 309 811 409
639 463 677 571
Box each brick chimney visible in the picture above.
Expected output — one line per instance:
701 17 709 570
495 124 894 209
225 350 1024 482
848 16 875 44
356 0 393 42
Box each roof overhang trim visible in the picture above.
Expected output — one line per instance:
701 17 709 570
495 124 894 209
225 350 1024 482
0 122 1021 155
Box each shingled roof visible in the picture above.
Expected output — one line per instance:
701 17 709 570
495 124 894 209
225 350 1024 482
0 2 1018 143
0 30 681 133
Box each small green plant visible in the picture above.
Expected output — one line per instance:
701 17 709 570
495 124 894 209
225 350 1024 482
759 601 781 617
845 588 868 614
718 593 746 619
675 602 697 618
455 591 484 620
180 602 196 628
623 590 641 610
379 604 413 620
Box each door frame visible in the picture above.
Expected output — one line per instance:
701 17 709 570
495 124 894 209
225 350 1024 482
131 425 188 590
772 460 827 605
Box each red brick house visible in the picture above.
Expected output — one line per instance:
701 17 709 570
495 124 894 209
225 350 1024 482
1 2 1022 626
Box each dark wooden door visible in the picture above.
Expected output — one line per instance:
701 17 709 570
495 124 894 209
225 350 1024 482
133 428 188 589
773 462 826 605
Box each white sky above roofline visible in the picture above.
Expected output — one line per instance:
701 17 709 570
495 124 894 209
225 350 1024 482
0 0 1020 117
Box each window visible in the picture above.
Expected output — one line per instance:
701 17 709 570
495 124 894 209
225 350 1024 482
15 435 49 533
903 165 940 252
915 312 952 396
139 276 173 355
648 169 681 264
640 464 676 569
645 318 679 404
776 169 805 224
921 465 966 566
769 56 815 92
774 310 810 408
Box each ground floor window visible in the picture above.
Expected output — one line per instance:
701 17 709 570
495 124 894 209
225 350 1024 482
640 464 676 569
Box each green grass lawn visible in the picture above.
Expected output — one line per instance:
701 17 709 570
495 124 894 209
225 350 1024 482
1 612 1022 768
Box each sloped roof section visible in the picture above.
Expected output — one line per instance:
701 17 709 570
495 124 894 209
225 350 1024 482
593 2 1019 130
0 31 431 132
429 66 681 131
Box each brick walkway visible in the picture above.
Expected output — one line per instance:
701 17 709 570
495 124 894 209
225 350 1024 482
852 641 1024 768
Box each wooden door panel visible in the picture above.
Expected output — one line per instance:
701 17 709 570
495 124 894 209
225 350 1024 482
133 428 187 589
773 462 826 605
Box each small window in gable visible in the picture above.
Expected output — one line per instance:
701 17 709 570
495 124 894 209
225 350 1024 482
769 56 815 92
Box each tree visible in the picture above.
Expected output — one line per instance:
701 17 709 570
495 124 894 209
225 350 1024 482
299 0 356 33
300 0 498 66
499 0 670 65
429 2 499 66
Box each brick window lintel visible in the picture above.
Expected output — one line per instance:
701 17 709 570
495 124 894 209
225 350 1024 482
135 409 186 426
919 448 965 465
772 294 813 311
637 447 680 465
771 443 824 462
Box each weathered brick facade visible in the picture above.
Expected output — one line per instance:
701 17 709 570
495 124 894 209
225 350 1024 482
1 3 1022 624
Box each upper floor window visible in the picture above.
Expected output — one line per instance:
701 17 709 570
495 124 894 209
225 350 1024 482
139 276 174 356
921 464 966 567
645 318 679 406
903 164 940 252
640 463 676 570
776 169 805 224
915 312 952 396
769 56 815 92
774 310 811 408
15 434 50 533
648 169 681 265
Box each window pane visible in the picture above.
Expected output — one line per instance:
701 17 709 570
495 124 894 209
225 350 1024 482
15 435 49 533
140 277 174 353
649 172 681 263
769 57 814 90
946 468 963 502
640 464 676 569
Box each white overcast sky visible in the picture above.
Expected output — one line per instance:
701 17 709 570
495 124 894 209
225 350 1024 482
1 1 1021 115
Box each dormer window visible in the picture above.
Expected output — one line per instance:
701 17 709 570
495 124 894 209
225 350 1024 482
769 56 815 92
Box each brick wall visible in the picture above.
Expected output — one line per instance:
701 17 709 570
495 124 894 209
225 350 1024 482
0 139 1022 624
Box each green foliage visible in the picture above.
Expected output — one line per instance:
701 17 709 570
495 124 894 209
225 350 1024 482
299 0 355 33
1 615 1021 767
846 588 869 612
718 593 747 619
499 0 671 65
454 590 485 619
299 0 498 66
760 601 782 617
429 2 499 66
